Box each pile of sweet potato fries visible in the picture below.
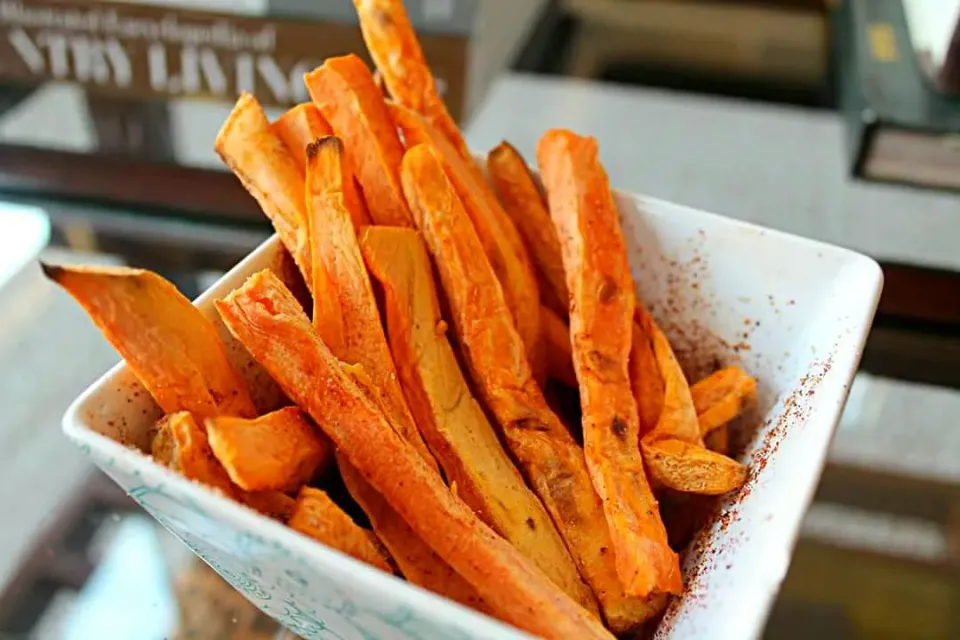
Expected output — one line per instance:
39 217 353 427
45 1 757 637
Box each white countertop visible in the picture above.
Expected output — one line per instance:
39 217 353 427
465 73 960 272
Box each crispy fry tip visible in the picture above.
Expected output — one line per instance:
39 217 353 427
306 135 343 161
39 261 63 281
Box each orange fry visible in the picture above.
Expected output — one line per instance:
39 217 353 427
305 55 414 227
205 407 332 493
42 264 256 420
539 304 578 388
635 304 702 446
705 426 731 456
361 226 598 614
215 94 311 283
215 271 614 640
690 366 758 437
352 0 472 166
390 104 542 377
538 129 680 598
272 103 370 228
305 136 436 468
631 321 666 437
641 439 747 495
288 486 394 573
151 412 295 521
488 141 569 312
401 143 665 633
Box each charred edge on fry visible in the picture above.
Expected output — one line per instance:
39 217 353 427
305 135 343 160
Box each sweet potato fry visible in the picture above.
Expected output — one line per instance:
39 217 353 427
634 303 702 446
272 103 370 229
304 155 485 611
539 304 579 388
631 321 666 437
304 55 414 227
215 94 311 283
205 407 331 493
305 136 436 468
288 486 394 573
361 225 598 614
488 141 569 312
42 264 256 420
704 426 731 456
538 128 680 598
390 104 543 377
352 0 472 166
215 271 614 640
641 439 747 495
400 143 665 633
691 366 758 437
151 412 295 521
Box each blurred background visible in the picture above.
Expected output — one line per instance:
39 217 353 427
0 0 958 638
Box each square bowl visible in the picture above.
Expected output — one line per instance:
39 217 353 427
63 188 881 640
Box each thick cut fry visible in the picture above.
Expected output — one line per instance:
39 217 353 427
43 265 256 420
361 226 598 615
704 426 731 456
400 144 665 633
304 55 414 227
635 304 703 446
305 153 483 612
538 129 680 598
691 366 758 437
540 304 578 388
288 486 393 573
488 141 570 310
390 104 542 377
205 407 331 493
641 439 747 495
215 271 614 640
215 94 311 283
272 103 371 229
352 0 472 165
151 412 295 521
305 136 436 468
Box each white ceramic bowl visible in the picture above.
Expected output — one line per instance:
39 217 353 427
63 189 881 640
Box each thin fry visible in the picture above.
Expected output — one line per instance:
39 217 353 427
305 136 436 467
631 321 666 436
304 55 414 227
272 103 371 228
215 94 311 283
361 225 598 614
288 486 394 573
691 366 758 437
215 271 614 640
641 439 747 495
390 104 543 378
205 407 332 493
488 141 569 311
352 0 472 165
538 128 680 597
401 143 665 633
43 264 256 420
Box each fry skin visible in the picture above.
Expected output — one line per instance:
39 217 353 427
215 271 614 640
288 486 394 573
691 366 758 438
538 128 680 598
272 103 371 229
488 141 569 313
390 104 543 378
215 94 311 284
304 55 414 227
352 0 472 166
401 143 665 633
43 264 256 420
305 136 436 468
205 407 332 493
641 439 747 495
361 225 598 614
